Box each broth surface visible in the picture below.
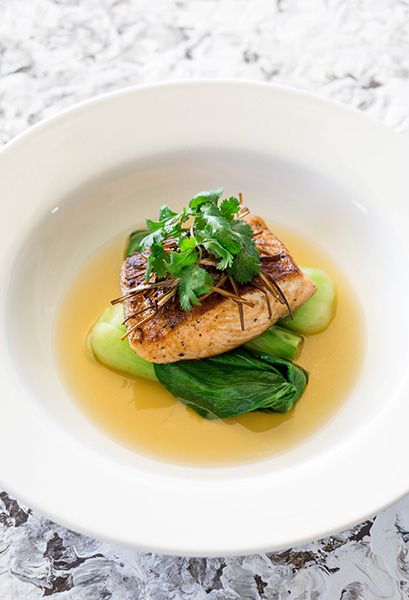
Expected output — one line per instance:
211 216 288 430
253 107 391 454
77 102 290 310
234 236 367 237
56 225 364 465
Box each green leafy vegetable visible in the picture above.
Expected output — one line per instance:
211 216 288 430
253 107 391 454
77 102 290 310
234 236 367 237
89 306 308 419
145 244 169 280
138 227 164 251
243 325 303 360
125 188 262 312
125 230 148 257
228 242 261 284
280 267 336 334
145 218 163 233
189 187 224 209
201 238 234 270
154 349 308 419
178 264 213 311
196 204 242 253
139 208 189 252
227 219 261 283
167 237 198 277
89 305 157 381
220 197 241 221
159 205 177 221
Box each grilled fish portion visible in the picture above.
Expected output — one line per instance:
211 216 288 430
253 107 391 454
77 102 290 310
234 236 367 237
120 216 316 363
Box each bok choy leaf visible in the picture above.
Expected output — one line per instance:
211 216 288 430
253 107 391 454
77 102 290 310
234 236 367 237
125 230 148 258
89 306 309 420
154 349 308 419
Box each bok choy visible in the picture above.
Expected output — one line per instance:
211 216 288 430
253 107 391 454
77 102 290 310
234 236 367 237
280 267 336 334
89 305 157 381
89 304 308 419
155 350 307 419
243 325 303 360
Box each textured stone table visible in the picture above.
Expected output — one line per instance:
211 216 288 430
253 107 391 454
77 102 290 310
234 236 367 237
1 1 409 598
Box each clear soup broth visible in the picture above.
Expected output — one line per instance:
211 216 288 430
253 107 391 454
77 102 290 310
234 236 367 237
56 225 364 466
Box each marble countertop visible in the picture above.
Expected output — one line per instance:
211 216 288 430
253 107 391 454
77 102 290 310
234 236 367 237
1 1 409 598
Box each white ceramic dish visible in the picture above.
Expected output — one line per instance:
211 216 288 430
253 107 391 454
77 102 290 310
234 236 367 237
1 81 409 556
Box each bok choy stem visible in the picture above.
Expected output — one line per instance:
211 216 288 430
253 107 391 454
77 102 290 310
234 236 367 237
243 325 303 360
88 304 308 419
88 305 157 381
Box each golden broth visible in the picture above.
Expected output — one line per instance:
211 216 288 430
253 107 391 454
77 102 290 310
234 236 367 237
55 225 364 466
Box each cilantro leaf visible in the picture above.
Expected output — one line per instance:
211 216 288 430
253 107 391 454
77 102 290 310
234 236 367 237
179 237 197 252
197 205 242 254
129 188 262 311
146 218 163 232
161 208 189 240
145 244 169 280
139 228 164 250
139 215 168 249
178 264 213 311
190 187 224 210
230 219 254 238
228 245 260 283
159 205 177 221
228 219 261 283
202 238 234 270
141 209 187 250
168 237 198 277
220 197 240 221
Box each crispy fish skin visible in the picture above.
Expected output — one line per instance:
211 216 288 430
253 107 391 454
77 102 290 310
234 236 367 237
120 216 316 363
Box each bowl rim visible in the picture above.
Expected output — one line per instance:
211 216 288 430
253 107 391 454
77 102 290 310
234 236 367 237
1 79 409 556
1 77 402 156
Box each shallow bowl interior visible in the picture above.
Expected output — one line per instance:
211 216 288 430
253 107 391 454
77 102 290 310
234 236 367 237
1 82 409 555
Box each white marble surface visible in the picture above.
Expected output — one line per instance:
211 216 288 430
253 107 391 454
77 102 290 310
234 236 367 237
1 0 409 598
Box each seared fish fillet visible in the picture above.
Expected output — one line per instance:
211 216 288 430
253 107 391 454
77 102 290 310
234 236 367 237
121 216 316 363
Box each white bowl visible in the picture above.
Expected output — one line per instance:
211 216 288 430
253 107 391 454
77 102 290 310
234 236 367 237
1 81 409 556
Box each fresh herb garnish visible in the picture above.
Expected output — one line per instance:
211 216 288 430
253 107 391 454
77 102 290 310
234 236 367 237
135 188 261 311
115 188 293 335
177 263 214 311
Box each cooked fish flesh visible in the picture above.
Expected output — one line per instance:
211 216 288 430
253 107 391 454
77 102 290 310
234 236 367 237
120 216 316 363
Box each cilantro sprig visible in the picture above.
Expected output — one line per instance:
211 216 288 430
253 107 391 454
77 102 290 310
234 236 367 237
129 188 261 311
